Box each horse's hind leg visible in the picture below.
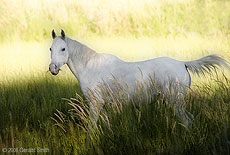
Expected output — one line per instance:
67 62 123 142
175 103 194 127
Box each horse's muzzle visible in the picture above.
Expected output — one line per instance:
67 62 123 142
49 63 59 75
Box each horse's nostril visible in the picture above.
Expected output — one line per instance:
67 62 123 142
49 64 56 71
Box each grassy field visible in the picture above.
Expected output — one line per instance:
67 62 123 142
1 0 230 41
0 0 230 154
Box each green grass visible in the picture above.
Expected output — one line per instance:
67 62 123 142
0 75 79 130
0 73 82 153
52 76 230 154
2 74 229 154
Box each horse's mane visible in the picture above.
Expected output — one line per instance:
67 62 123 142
66 37 103 67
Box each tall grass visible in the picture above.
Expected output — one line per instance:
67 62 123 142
54 76 230 154
1 75 229 154
0 73 84 154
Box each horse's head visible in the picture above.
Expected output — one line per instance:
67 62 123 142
49 29 69 75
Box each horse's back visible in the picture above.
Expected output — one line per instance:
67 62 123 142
106 56 190 90
133 57 188 81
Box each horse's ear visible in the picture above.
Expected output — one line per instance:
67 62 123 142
52 30 56 39
61 29 65 39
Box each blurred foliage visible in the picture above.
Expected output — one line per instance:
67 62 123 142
0 0 230 41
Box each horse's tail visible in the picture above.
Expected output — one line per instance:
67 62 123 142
184 55 230 76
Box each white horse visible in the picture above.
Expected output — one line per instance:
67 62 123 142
49 30 229 125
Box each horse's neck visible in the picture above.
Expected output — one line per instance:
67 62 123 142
66 38 101 80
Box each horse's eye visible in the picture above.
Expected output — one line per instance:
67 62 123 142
61 48 65 51
49 48 52 51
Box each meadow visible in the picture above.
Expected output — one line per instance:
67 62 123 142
0 0 230 154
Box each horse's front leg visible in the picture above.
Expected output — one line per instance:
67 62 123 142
89 102 101 122
86 93 105 124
